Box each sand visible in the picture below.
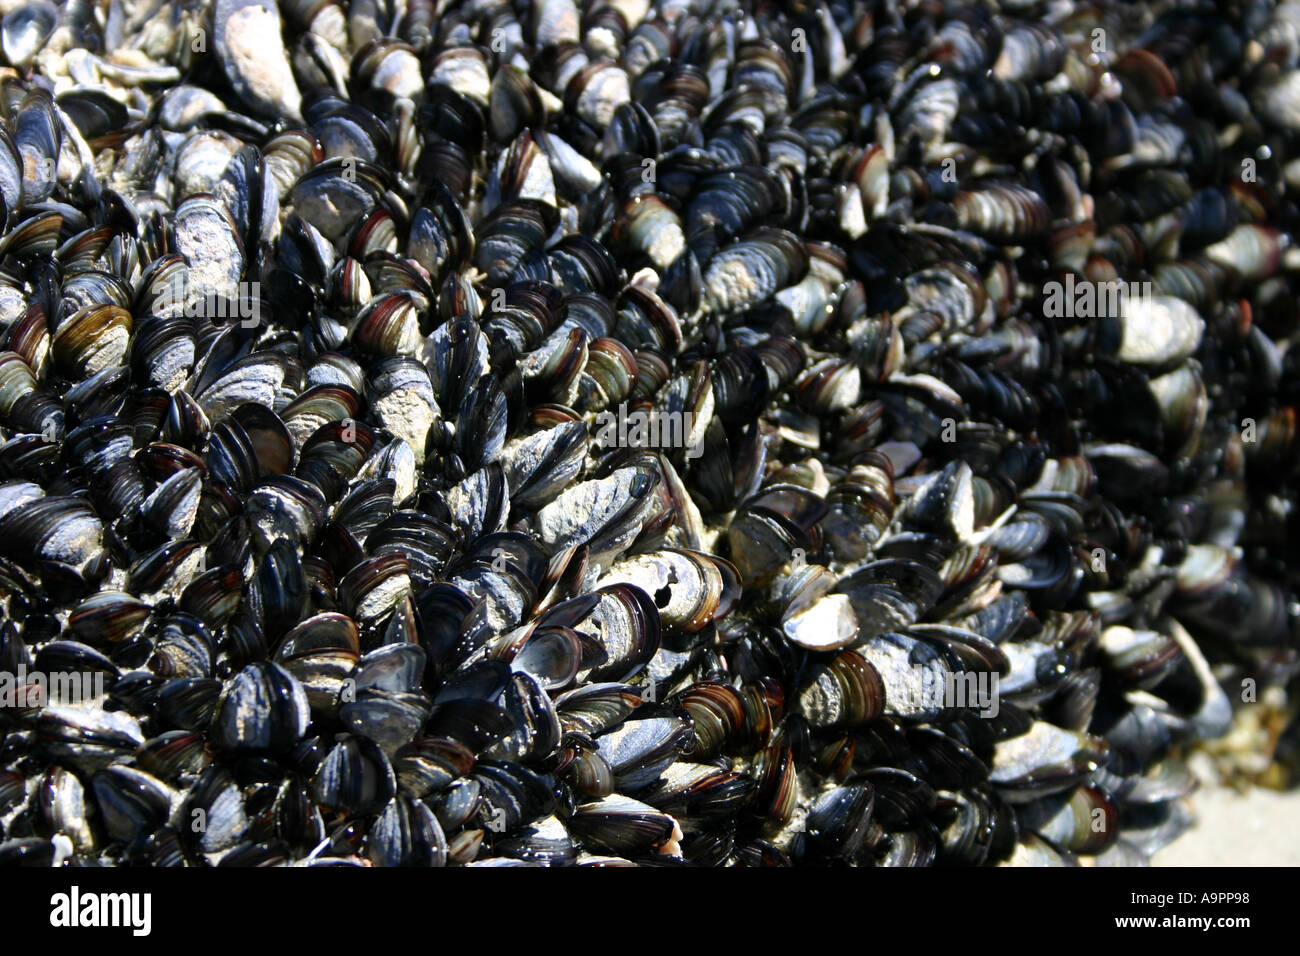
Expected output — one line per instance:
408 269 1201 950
1153 784 1300 866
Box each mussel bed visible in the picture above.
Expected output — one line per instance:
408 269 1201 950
0 0 1297 867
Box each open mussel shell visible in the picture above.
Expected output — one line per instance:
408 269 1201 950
503 625 584 691
1 2 57 68
782 589 858 651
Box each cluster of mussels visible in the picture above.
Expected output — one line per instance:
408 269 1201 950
0 0 1296 868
